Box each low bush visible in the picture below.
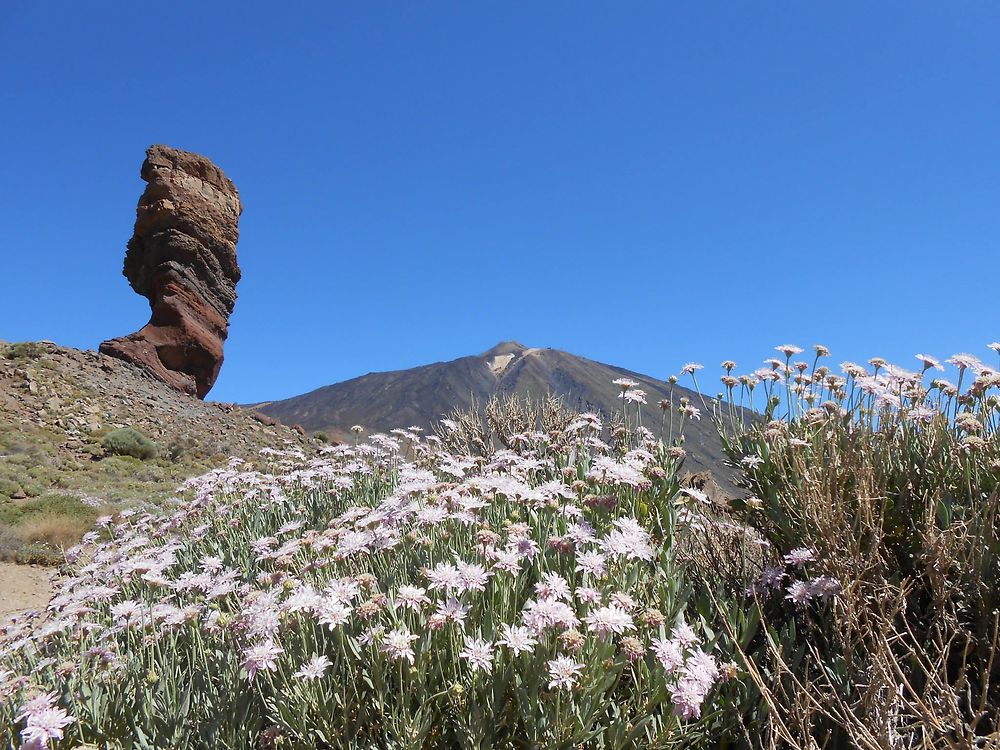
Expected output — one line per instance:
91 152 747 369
698 344 1000 748
14 513 92 550
167 434 197 461
101 427 157 460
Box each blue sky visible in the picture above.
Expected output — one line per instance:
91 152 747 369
3 3 999 403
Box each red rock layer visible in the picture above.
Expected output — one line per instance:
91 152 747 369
100 145 242 398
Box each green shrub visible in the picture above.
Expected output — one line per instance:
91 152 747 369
0 494 100 526
0 477 23 500
101 427 158 460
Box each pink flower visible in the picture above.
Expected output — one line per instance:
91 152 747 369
601 518 654 561
651 636 684 671
671 676 707 720
523 598 579 633
783 547 816 568
395 585 430 612
947 353 984 373
785 580 815 605
435 597 469 626
456 561 492 594
383 626 419 664
490 547 523 575
317 601 352 631
20 704 75 746
915 354 944 371
774 345 803 358
242 639 283 680
624 389 647 404
608 592 636 611
758 565 786 589
808 575 842 599
683 649 719 689
15 692 59 722
425 562 461 593
670 622 699 647
575 550 607 577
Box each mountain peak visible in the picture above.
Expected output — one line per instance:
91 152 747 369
480 341 528 357
253 340 741 493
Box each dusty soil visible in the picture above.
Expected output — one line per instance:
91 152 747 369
0 562 52 620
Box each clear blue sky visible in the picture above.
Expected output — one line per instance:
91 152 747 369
3 3 999 403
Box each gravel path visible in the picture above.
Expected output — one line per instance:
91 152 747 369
0 562 52 621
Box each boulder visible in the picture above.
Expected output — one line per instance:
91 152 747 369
100 145 242 398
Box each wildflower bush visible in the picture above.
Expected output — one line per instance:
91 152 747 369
5 343 999 749
698 345 1000 748
1 408 735 749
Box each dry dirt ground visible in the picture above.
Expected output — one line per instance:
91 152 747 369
0 562 52 620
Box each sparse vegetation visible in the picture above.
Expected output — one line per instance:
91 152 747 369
0 342 46 361
0 343 306 566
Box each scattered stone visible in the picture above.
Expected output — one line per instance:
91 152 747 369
252 411 279 427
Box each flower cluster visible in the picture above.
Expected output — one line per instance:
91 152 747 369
0 397 724 748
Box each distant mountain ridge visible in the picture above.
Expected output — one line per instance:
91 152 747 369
254 341 740 482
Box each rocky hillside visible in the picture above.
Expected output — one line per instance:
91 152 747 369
0 341 306 560
254 341 744 483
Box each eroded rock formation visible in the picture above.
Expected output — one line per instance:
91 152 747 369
100 145 242 398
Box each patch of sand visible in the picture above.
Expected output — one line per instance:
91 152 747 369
0 562 53 621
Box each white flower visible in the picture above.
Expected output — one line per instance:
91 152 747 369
498 624 538 655
383 626 419 664
547 655 584 689
316 601 352 631
293 655 331 680
460 637 494 673
575 550 607 577
241 640 283 680
585 605 635 636
395 585 430 611
774 345 804 357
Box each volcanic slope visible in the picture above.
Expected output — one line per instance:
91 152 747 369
254 342 743 481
